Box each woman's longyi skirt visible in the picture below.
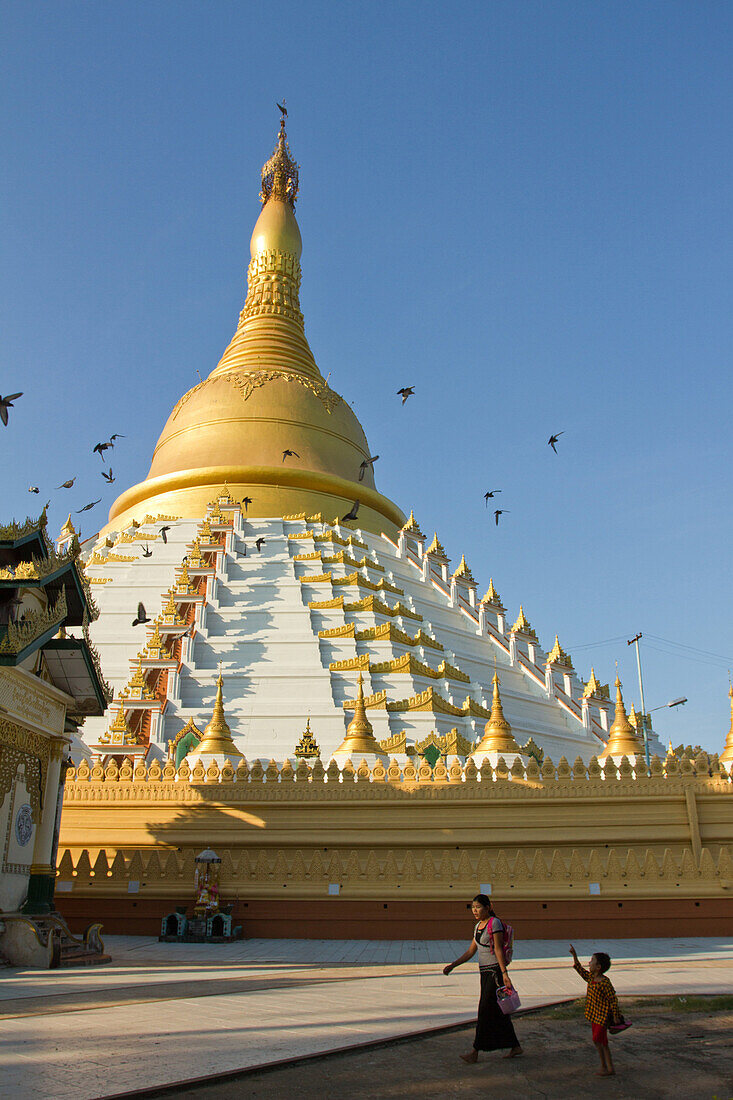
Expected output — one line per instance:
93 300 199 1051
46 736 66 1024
474 966 519 1051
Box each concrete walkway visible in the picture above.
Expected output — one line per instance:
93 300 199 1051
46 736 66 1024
0 936 731 1099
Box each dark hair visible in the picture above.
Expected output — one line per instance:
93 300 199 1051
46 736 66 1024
472 894 495 913
593 952 611 973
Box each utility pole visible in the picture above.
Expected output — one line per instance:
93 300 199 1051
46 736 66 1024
627 632 650 768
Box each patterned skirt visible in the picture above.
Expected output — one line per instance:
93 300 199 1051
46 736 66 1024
474 965 520 1051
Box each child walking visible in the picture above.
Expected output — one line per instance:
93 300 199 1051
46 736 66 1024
569 944 620 1077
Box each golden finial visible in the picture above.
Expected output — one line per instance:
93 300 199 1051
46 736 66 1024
294 716 321 758
425 533 449 560
452 554 476 584
721 683 733 764
334 674 383 756
61 514 75 536
190 673 243 757
260 107 299 208
582 667 609 699
547 634 573 669
473 671 521 755
600 675 643 759
401 510 425 539
480 579 503 607
511 606 537 640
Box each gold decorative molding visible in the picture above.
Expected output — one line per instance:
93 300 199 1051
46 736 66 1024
318 623 356 639
294 717 321 758
0 591 67 656
314 531 368 551
309 597 344 610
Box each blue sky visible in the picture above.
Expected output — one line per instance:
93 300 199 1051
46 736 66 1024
2 1 732 751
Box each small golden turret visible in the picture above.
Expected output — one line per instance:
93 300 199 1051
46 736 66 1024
334 674 384 756
189 674 243 757
473 673 522 756
720 686 733 764
600 676 644 759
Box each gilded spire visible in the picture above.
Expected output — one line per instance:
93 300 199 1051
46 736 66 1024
547 635 573 669
480 579 503 607
721 685 733 764
582 667 609 700
452 554 476 585
190 674 243 757
511 606 537 640
401 510 425 539
294 716 321 758
473 673 521 755
334 674 384 755
426 533 449 561
61 514 76 537
600 676 643 759
260 110 300 208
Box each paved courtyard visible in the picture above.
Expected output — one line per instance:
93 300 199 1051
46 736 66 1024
0 936 731 1099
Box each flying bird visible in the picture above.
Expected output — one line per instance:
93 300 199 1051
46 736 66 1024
255 537 265 552
397 387 414 405
494 509 509 526
0 392 23 427
93 442 111 458
76 499 101 514
547 432 564 454
342 500 360 523
282 449 300 462
358 455 379 481
109 433 125 442
159 526 171 544
484 490 501 505
241 496 253 512
101 468 115 483
277 101 287 117
56 478 76 490
28 486 40 494
140 544 153 558
132 602 150 627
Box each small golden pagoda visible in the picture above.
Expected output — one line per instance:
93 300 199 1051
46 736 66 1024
720 686 733 765
600 676 644 759
294 717 321 759
333 674 385 759
473 673 522 757
188 674 243 758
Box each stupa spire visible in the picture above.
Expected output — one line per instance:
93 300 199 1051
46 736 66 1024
334 674 384 756
600 676 643 759
473 672 522 755
260 108 299 208
190 673 243 758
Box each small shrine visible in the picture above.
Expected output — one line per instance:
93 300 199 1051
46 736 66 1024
160 847 242 943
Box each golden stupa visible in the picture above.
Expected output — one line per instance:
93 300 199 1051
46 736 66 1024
720 686 733 765
473 673 522 756
333 674 385 757
600 676 644 759
107 115 404 536
189 674 243 758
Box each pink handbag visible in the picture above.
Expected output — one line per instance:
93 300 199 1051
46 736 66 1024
496 986 521 1014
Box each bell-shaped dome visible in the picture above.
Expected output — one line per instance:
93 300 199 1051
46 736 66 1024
107 117 403 536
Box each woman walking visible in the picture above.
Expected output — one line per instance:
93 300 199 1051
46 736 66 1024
443 894 523 1062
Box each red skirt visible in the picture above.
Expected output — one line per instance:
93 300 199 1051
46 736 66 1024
592 1022 608 1044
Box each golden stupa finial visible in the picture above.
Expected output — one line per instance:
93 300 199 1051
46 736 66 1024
480 579 503 607
511 606 537 640
334 674 383 756
260 104 299 208
600 675 643 759
294 716 321 758
547 634 573 669
452 554 476 585
426 533 449 560
473 671 521 755
582 667 609 699
190 672 243 757
60 514 76 537
721 683 733 764
401 510 425 539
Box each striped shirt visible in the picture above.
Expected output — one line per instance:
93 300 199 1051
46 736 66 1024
574 963 619 1025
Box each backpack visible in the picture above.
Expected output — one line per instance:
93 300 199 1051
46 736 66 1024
482 917 514 964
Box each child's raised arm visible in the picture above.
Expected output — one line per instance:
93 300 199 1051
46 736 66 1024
569 945 589 980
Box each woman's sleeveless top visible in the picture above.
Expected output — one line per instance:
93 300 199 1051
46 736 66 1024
474 917 504 970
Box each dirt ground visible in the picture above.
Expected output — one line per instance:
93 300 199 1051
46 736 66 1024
163 998 733 1100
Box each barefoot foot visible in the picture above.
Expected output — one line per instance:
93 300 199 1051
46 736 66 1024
504 1046 523 1059
460 1051 478 1063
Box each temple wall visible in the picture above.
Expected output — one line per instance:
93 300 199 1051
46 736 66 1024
56 752 733 937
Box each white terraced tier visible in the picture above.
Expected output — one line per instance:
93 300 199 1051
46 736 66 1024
75 498 662 765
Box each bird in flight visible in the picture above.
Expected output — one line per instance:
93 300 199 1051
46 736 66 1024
76 499 101 514
140 544 153 558
547 432 564 454
93 442 111 458
342 500 360 523
0 392 23 427
494 509 509 526
277 101 287 117
28 486 40 494
101 468 115 483
241 496 253 512
397 387 414 405
359 455 379 482
132 602 150 627
484 490 501 505
282 449 300 462
159 526 171 544
255 537 265 551
56 478 76 490
109 433 125 443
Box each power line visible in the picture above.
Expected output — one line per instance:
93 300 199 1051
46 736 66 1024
644 632 733 665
